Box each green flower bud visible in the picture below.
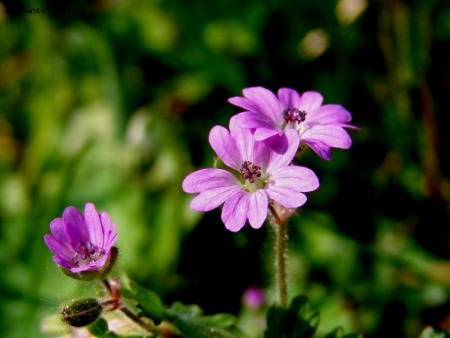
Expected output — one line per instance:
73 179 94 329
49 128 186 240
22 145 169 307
61 298 102 327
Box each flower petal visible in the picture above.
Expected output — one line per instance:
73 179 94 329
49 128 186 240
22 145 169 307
209 126 242 170
264 129 300 173
99 212 117 250
301 125 352 149
71 257 108 273
277 88 302 108
228 96 261 113
300 139 332 160
84 203 103 249
297 91 324 112
63 206 89 249
241 87 284 125
44 235 74 263
221 191 250 232
266 186 308 208
233 112 274 130
269 166 320 192
248 191 268 229
50 218 69 243
182 169 240 193
230 115 255 161
254 127 284 141
190 185 242 211
306 104 353 125
53 255 73 270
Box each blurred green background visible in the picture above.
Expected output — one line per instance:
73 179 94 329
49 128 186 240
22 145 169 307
1 0 450 337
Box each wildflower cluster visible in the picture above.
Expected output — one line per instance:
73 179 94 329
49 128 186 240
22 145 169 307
183 86 357 231
42 86 357 337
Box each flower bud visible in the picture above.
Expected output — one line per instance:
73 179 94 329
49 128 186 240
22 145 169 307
243 286 265 309
61 298 102 327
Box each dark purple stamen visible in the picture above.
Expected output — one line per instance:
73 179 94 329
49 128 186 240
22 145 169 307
72 241 104 267
283 108 307 124
240 161 261 183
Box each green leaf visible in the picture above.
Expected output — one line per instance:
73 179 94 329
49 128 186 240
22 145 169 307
291 310 319 338
290 295 319 338
87 317 150 338
87 318 118 337
289 295 311 318
172 316 245 338
165 301 204 320
120 278 165 324
196 313 237 328
264 295 320 338
264 306 287 338
88 318 109 335
419 326 450 338
324 326 345 338
323 325 363 338
165 302 247 338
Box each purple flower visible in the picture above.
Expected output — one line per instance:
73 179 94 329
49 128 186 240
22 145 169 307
44 203 118 274
182 117 319 232
229 86 358 160
243 286 265 309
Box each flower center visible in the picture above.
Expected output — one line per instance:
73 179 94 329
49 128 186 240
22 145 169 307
240 161 261 183
283 108 307 125
71 241 105 267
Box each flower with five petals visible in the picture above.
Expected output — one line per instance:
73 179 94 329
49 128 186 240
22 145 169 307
229 86 357 160
44 203 118 279
182 117 319 232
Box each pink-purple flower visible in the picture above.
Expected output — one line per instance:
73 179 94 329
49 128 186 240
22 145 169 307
182 117 319 232
229 86 357 160
44 203 118 274
243 286 265 309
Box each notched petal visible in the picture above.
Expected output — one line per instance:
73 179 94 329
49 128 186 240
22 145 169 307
190 186 241 212
221 192 250 232
63 206 89 247
248 191 268 229
209 126 242 170
84 203 103 248
182 169 240 193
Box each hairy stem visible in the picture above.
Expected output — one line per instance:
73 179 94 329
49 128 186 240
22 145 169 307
101 279 162 336
269 204 288 308
119 305 159 334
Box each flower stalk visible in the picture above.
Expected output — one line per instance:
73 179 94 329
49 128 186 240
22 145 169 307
269 204 288 308
101 279 165 336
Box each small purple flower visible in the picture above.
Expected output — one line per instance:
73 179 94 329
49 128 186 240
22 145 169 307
243 286 265 309
229 86 358 160
182 117 319 232
44 203 118 274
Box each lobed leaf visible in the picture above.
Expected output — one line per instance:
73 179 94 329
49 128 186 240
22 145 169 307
120 278 165 324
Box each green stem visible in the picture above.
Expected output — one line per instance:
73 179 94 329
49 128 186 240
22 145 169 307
269 204 288 308
101 279 162 336
119 305 160 334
